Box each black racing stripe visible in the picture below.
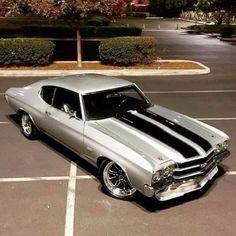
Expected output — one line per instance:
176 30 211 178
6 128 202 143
139 109 212 152
115 112 199 158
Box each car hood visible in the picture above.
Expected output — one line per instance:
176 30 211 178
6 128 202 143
90 105 228 164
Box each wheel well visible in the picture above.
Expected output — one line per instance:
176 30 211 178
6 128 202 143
96 157 130 181
97 156 110 169
17 109 26 115
17 109 38 130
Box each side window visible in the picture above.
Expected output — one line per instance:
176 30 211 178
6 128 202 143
53 88 82 119
40 86 55 105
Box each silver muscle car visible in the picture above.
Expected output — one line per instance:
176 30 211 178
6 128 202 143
5 74 230 201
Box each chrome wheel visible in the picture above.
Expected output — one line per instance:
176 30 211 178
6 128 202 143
20 113 38 140
21 114 32 136
100 160 136 199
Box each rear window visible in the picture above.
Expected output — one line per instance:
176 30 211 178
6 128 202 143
40 86 55 105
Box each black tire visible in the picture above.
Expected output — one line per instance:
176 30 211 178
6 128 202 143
20 113 38 140
99 160 137 200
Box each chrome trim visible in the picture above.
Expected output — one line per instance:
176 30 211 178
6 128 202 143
173 150 230 180
144 184 154 197
155 166 218 201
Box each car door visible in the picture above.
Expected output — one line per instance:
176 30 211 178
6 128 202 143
43 87 84 155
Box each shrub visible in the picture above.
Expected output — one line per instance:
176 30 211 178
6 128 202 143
78 26 96 37
131 4 150 13
96 26 142 37
85 15 110 27
186 24 236 34
220 25 235 38
149 0 182 17
131 12 150 17
22 26 76 38
22 25 96 38
99 36 157 65
19 25 142 39
0 38 55 66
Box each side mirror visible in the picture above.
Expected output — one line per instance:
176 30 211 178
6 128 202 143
69 111 81 120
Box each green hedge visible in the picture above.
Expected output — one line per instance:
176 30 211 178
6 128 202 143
96 26 142 37
21 25 142 38
220 25 235 38
99 37 157 65
0 38 55 66
79 26 96 37
187 24 236 33
23 26 74 38
84 15 110 27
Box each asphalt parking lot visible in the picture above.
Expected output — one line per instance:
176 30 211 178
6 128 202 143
1 74 236 236
1 27 236 236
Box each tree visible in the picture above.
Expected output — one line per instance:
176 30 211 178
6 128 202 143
0 0 23 16
150 0 193 17
0 0 131 66
194 0 236 24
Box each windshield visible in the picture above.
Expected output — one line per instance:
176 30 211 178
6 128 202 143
83 85 152 120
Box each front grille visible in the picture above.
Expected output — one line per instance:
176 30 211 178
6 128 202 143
173 150 230 181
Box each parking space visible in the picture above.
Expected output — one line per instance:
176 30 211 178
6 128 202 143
74 176 236 236
0 181 68 236
0 122 70 178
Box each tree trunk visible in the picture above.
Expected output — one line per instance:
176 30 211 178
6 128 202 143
77 30 82 68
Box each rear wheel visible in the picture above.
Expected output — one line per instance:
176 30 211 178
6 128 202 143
99 160 137 200
20 113 38 140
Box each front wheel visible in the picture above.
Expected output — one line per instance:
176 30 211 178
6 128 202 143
20 113 38 140
99 160 137 200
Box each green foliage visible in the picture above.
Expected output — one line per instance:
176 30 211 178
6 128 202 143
0 0 130 19
195 0 236 12
20 25 141 38
79 25 96 37
96 26 142 37
84 15 111 27
194 0 212 12
0 38 55 66
22 25 96 38
220 25 235 38
187 24 236 34
99 37 158 65
22 26 77 38
150 0 188 17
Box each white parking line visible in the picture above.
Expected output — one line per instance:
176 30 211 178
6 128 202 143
64 162 77 236
226 171 236 175
0 176 70 182
0 122 9 124
144 90 236 94
0 175 95 183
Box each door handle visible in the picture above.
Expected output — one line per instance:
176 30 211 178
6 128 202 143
45 111 51 116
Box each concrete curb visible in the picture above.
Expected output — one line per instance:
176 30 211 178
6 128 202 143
219 37 236 42
0 60 210 77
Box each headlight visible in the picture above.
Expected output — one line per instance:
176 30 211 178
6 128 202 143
162 164 175 178
152 170 162 183
152 163 175 184
215 140 228 152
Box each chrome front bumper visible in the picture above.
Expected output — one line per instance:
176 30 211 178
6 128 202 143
156 166 218 201
144 166 218 201
143 149 230 201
